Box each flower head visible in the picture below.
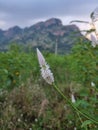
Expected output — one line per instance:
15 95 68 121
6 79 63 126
71 93 76 103
87 33 98 47
36 48 45 68
37 48 54 85
91 81 95 87
90 33 98 47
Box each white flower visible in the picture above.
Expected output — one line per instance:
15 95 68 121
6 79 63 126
37 48 54 85
36 48 46 68
83 22 98 47
91 81 95 87
89 33 98 47
35 118 38 122
71 93 76 103
91 7 98 35
74 127 77 130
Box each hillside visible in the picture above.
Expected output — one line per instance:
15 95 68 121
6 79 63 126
0 18 84 54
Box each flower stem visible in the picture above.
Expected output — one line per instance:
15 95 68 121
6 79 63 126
53 83 98 124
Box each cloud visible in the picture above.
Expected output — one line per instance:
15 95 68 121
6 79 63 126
0 0 98 29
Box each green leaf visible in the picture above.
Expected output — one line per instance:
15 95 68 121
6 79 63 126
81 120 92 128
3 69 8 74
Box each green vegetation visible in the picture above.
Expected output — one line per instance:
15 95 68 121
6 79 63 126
0 41 98 130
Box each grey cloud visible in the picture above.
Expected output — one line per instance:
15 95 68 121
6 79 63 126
0 0 98 29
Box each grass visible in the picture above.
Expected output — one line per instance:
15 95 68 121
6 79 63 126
0 43 98 129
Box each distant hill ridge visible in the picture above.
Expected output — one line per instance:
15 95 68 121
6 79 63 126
0 18 84 54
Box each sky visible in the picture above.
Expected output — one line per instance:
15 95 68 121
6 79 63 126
0 0 98 30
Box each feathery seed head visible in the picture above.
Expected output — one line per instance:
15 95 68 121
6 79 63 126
37 48 54 85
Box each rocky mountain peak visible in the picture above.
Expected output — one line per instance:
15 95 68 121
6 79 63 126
0 18 86 54
44 18 62 27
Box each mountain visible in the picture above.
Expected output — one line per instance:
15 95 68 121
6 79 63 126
0 18 84 54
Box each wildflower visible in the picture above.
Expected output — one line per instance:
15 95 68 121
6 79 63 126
86 32 98 48
36 48 45 68
17 118 21 122
90 7 98 35
74 127 77 130
89 33 98 47
37 48 54 85
35 118 38 122
71 93 76 103
91 81 95 87
85 21 98 47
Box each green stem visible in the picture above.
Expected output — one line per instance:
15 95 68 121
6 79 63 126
53 83 98 124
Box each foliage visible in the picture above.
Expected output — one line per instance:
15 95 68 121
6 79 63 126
69 38 98 88
0 44 39 90
0 42 98 129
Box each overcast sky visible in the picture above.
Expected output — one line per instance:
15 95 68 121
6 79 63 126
0 0 98 30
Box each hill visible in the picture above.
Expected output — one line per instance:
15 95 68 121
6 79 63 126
0 18 84 54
